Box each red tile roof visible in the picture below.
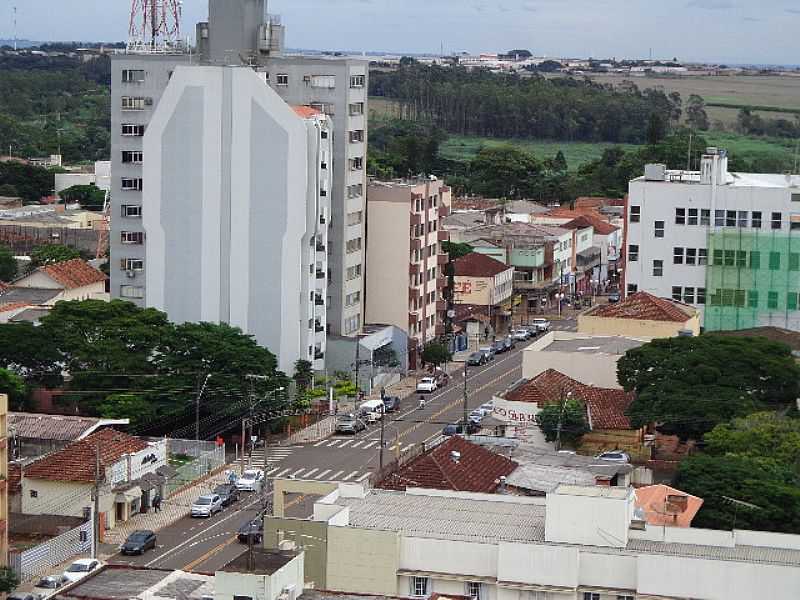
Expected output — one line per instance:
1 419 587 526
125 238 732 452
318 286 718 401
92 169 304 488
24 428 149 483
504 369 634 430
0 302 31 313
589 292 694 323
40 259 106 290
562 214 619 236
452 198 502 211
454 252 511 277
377 436 517 493
8 463 21 494
635 484 703 528
292 105 322 119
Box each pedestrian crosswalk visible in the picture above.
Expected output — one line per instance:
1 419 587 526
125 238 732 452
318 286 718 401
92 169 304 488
260 465 374 483
311 438 416 453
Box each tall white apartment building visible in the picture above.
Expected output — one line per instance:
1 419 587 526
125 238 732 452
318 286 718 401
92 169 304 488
625 149 800 331
110 0 368 343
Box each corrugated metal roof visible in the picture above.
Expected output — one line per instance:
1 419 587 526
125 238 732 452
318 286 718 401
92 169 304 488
627 538 800 567
9 412 102 441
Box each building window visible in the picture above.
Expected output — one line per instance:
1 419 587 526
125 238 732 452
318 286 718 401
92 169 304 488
769 252 781 270
349 102 365 116
29 490 37 498
792 193 800 202
687 208 698 225
122 69 145 83
349 157 364 171
276 73 289 86
736 250 747 268
790 253 800 271
673 247 684 264
738 211 748 227
121 123 145 136
121 231 144 244
675 207 685 225
617 596 635 600
121 205 142 218
465 582 482 600
347 211 362 226
750 251 761 269
410 577 429 597
654 221 664 238
346 264 362 280
310 75 336 88
715 210 725 227
748 290 759 308
121 178 143 191
345 291 361 306
233 596 253 600
768 291 779 309
792 215 800 231
347 183 363 199
121 151 143 164
629 206 640 223
723 250 735 267
672 286 682 302
751 211 762 228
627 283 638 295
583 594 600 600
120 285 145 299
713 249 723 266
698 248 708 265
350 74 366 88
700 209 710 226
686 248 697 265
772 212 782 230
121 258 144 271
121 96 150 110
653 260 663 277
725 210 737 227
346 238 362 253
697 287 706 304
349 130 365 143
789 293 799 311
683 287 695 304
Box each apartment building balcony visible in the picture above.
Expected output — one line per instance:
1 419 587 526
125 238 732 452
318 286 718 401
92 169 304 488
409 262 420 276
314 348 324 360
439 205 450 217
411 238 422 251
315 241 326 252
437 230 450 242
314 321 325 333
410 212 422 226
437 254 449 266
319 215 326 225
436 299 447 311
409 312 419 325
316 269 325 279
436 276 447 289
409 288 423 303
314 294 325 306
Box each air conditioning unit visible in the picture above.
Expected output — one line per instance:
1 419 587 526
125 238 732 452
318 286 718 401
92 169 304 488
126 270 135 278
303 75 312 82
144 97 153 106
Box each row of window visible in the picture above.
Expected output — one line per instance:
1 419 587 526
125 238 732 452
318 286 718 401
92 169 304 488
347 211 363 226
712 249 800 271
412 220 439 238
121 178 143 191
121 123 146 136
121 96 152 111
122 151 143 164
121 205 141 218
345 237 362 254
274 73 365 88
346 264 362 280
631 205 797 232
707 288 800 310
120 284 144 299
630 245 708 265
120 258 143 271
121 69 145 83
408 578 631 600
414 194 440 213
347 184 364 199
349 157 364 171
345 291 361 307
349 130 364 143
343 314 361 335
121 231 143 244
671 286 707 305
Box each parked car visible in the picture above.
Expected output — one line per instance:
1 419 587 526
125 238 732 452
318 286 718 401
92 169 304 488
213 483 240 507
32 575 67 598
479 346 495 360
416 377 437 393
433 370 450 387
503 336 515 351
9 593 41 600
511 329 530 341
383 396 401 412
471 402 494 419
62 559 103 583
467 351 487 366
468 409 484 423
608 292 621 303
237 516 264 544
442 420 480 436
532 318 551 332
191 494 223 517
120 530 157 555
335 414 366 434
235 469 265 492
491 340 507 354
595 450 630 463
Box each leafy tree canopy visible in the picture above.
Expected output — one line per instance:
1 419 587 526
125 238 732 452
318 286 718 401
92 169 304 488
0 367 27 410
536 398 589 446
30 244 81 267
0 245 16 282
421 342 452 367
0 566 19 593
469 145 542 199
59 184 106 211
703 412 800 469
618 335 800 439
442 241 473 260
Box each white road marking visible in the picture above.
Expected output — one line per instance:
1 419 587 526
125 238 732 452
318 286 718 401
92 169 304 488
338 439 353 448
330 470 344 480
351 440 364 448
304 468 319 478
274 468 291 478
327 440 340 447
266 467 280 476
315 469 331 480
290 468 306 478
343 471 359 481
357 473 371 482
313 440 327 447
362 441 378 449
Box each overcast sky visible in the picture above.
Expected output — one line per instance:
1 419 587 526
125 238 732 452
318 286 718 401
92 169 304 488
2 0 798 65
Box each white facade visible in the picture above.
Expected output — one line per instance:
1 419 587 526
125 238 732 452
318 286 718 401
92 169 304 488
626 150 800 330
54 161 112 195
143 66 330 372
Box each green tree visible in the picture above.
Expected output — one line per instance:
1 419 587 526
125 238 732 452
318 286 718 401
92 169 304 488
421 342 452 367
551 150 568 173
293 359 313 392
0 367 27 410
618 336 800 439
0 566 19 593
685 94 710 131
646 112 666 145
675 453 800 533
0 246 16 281
0 322 63 385
0 183 18 196
30 244 81 267
536 399 589 446
441 241 473 260
97 393 155 424
469 146 542 199
704 412 800 469
59 184 106 211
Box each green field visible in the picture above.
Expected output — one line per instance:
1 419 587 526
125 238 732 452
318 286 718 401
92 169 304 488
439 136 637 170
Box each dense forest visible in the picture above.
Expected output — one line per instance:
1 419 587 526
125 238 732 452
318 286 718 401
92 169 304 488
369 61 682 143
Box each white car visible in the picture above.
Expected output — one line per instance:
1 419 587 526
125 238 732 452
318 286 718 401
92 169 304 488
595 451 630 463
236 469 265 492
191 494 223 517
416 377 437 393
62 558 103 583
532 318 551 332
511 329 530 341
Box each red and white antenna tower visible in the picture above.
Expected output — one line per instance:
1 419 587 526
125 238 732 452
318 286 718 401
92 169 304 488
127 0 183 53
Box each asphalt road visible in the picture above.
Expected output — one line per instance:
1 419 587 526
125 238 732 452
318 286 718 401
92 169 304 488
107 328 557 573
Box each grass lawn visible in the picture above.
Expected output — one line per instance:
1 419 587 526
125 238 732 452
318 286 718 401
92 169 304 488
704 131 797 169
439 135 638 170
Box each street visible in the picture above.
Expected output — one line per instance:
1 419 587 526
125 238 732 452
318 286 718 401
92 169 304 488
107 330 552 572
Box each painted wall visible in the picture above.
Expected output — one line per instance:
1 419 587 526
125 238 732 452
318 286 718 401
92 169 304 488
522 344 624 389
454 275 493 305
497 542 578 589
327 526 399 595
264 518 328 589
577 313 700 338
400 537 496 578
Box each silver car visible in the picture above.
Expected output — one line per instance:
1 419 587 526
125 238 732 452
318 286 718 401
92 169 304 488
191 494 223 517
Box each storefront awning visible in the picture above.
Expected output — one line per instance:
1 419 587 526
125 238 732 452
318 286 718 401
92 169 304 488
115 486 141 503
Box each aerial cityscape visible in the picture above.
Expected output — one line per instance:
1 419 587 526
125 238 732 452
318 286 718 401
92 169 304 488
0 1 797 600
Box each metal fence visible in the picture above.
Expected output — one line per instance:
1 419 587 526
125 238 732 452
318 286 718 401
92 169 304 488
161 438 226 497
9 519 93 581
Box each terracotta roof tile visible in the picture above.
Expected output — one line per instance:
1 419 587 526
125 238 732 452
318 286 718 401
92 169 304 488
635 484 703 528
504 369 634 430
454 252 511 278
377 436 517 493
292 105 322 119
40 259 106 290
24 428 149 483
589 292 693 323
0 302 31 313
562 214 619 236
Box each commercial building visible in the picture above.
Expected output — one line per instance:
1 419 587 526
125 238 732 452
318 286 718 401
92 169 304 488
625 149 800 331
141 65 330 372
453 252 514 335
366 178 451 366
0 394 7 565
110 0 368 347
266 480 800 600
578 291 700 338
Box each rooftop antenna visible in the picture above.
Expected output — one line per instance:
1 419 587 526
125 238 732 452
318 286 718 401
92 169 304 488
686 132 693 171
12 6 17 51
793 139 799 174
127 0 183 53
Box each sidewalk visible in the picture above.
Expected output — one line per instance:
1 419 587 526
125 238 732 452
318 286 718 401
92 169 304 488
364 361 463 401
102 466 233 548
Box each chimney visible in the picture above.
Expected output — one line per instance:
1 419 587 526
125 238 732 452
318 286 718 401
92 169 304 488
450 451 461 463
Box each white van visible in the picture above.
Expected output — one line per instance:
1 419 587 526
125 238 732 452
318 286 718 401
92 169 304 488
359 399 385 423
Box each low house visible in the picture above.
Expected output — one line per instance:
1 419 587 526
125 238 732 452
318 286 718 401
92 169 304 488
635 484 703 528
376 436 517 493
578 291 700 338
453 252 514 334
12 258 107 302
9 412 130 458
21 429 167 530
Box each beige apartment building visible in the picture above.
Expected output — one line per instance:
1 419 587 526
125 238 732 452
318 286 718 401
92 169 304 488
0 394 6 565
366 178 452 368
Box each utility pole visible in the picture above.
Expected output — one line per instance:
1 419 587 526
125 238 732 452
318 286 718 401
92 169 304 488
92 442 100 559
195 373 211 441
462 361 468 425
379 388 386 471
554 389 571 452
240 417 247 475
354 338 361 411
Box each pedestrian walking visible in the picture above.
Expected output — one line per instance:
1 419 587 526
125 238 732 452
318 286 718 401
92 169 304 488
153 494 162 513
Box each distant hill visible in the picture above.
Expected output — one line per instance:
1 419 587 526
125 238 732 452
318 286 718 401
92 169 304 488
0 39 38 48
